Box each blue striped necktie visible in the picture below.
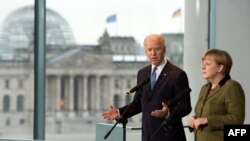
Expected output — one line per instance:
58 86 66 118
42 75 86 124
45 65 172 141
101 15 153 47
151 67 157 89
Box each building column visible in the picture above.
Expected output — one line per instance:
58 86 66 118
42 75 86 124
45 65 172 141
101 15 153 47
95 75 100 113
55 75 64 118
82 75 88 117
46 76 55 115
69 75 75 118
56 75 61 110
109 76 114 104
121 78 126 106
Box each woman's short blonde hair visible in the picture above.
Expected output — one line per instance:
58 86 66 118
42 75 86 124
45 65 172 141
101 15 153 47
202 49 233 75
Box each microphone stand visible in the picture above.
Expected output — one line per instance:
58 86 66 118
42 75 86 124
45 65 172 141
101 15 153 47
104 116 128 141
104 91 141 141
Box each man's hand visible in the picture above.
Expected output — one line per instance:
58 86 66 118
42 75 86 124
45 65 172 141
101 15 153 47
102 104 119 120
151 102 169 118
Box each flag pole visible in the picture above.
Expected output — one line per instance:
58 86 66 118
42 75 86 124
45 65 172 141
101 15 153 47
106 14 117 36
115 16 118 36
172 8 182 33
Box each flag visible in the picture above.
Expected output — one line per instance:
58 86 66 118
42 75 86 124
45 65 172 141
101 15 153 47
106 14 117 23
172 8 181 18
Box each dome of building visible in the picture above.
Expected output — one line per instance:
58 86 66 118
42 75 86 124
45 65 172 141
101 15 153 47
0 5 75 51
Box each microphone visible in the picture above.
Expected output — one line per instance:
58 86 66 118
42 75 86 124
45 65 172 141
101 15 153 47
166 88 191 107
126 78 150 95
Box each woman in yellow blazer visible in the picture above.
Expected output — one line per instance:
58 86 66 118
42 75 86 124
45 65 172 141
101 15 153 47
187 49 245 141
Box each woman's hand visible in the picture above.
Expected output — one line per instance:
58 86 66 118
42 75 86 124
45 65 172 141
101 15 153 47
187 116 196 129
193 117 208 129
187 116 208 129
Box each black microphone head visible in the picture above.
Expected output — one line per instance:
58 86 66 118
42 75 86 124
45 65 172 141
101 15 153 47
186 88 192 93
127 78 150 95
126 92 131 95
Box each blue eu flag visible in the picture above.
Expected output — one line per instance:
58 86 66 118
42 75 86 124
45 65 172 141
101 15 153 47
106 14 117 23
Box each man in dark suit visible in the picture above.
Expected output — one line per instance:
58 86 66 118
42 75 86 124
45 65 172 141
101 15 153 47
103 34 191 141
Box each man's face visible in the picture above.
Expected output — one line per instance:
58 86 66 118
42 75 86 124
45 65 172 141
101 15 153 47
144 37 165 66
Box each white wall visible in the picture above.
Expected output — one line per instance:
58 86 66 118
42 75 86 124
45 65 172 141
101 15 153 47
216 0 250 124
184 0 250 140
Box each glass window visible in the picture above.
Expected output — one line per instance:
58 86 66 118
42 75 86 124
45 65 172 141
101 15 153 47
114 79 120 89
0 0 34 138
20 118 25 125
113 94 120 107
125 95 132 105
0 0 185 140
5 79 10 89
17 95 24 112
6 118 11 126
126 79 131 88
18 79 24 89
3 95 10 112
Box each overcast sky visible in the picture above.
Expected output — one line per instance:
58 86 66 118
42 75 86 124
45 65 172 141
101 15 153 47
0 0 184 45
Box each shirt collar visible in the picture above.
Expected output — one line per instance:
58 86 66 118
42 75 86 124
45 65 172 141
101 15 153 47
151 59 167 70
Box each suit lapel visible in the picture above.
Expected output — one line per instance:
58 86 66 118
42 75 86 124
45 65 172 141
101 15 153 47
151 62 172 91
148 62 172 100
142 66 153 102
206 85 220 99
206 75 230 99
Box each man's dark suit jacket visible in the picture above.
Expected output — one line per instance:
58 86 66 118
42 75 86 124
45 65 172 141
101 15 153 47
119 61 192 141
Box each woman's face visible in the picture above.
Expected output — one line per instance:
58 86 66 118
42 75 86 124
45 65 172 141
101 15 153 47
202 55 222 81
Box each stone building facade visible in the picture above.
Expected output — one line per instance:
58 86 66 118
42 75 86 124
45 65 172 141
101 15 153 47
0 31 149 132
